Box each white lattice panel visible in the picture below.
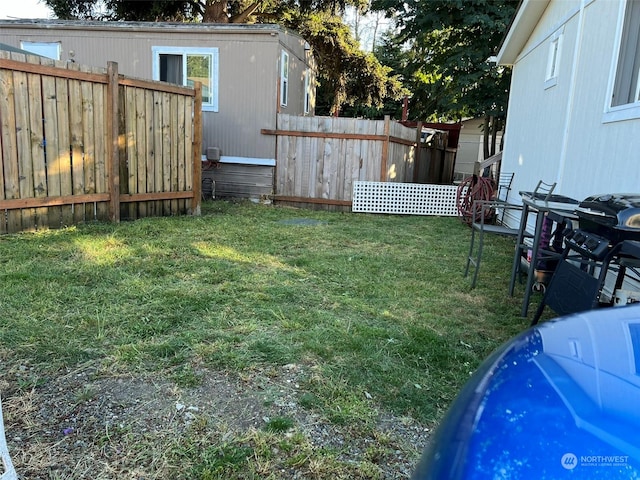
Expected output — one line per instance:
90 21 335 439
352 181 461 216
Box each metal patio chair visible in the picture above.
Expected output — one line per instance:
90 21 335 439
492 172 515 224
465 176 553 289
464 196 524 288
528 179 557 201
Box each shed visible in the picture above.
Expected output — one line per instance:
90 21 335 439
454 118 503 181
496 0 640 225
0 19 317 199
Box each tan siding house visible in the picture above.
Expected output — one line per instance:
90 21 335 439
0 19 317 198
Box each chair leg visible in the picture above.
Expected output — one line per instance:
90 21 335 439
464 227 476 278
531 299 546 326
471 230 484 288
465 226 483 288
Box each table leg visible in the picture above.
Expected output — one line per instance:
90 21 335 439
509 204 530 296
521 210 546 317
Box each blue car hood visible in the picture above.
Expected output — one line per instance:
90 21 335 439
414 305 640 479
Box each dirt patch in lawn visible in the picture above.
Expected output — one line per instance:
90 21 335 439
0 362 431 479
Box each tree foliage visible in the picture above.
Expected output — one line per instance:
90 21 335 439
337 29 408 119
372 0 516 135
43 0 404 115
44 0 261 22
365 0 518 156
292 11 404 115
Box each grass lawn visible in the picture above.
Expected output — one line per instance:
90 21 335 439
0 200 537 479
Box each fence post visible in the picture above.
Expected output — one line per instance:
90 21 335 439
380 115 390 182
191 82 203 215
107 61 120 223
413 121 423 182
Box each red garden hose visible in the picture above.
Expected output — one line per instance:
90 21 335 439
456 175 496 225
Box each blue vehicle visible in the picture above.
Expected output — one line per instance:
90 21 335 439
413 305 640 479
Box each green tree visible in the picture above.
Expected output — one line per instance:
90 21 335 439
293 11 404 115
372 0 517 157
338 31 407 119
43 0 404 116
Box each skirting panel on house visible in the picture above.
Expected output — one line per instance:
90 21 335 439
352 181 461 216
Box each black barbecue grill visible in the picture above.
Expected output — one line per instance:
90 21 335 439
532 193 640 324
575 193 640 244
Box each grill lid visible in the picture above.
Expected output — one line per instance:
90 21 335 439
576 193 640 231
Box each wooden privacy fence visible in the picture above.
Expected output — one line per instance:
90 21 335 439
413 129 456 185
0 51 201 234
263 114 418 207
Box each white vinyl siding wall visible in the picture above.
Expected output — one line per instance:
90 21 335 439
500 0 640 206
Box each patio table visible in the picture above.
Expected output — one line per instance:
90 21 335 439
509 191 579 317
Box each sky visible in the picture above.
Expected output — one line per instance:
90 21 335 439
0 0 53 19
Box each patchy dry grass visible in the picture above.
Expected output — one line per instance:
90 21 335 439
0 200 534 478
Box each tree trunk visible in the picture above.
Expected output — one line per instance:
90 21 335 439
353 9 361 43
490 116 498 156
371 12 382 51
483 115 490 160
203 0 229 23
230 1 261 23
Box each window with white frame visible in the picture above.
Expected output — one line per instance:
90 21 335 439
152 46 219 112
628 323 640 374
304 68 311 114
612 0 640 107
280 51 289 107
545 28 563 89
20 41 60 60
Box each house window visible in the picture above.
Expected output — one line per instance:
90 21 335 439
612 0 640 107
20 41 60 60
152 46 219 112
280 51 289 107
304 68 311 114
628 323 640 374
544 29 563 89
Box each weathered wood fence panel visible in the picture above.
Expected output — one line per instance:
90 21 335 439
0 51 201 234
412 127 455 185
265 114 417 207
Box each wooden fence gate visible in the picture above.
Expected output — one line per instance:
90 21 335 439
264 114 418 208
0 51 202 234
